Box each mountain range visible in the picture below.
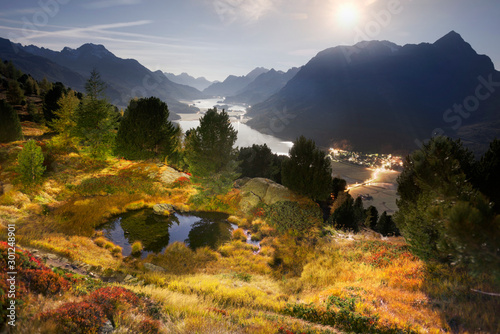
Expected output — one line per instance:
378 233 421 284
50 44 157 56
202 67 269 97
164 72 214 91
0 38 203 115
247 31 500 154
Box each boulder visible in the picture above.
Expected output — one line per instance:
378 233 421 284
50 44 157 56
143 263 166 272
153 203 174 216
160 166 190 185
238 178 295 212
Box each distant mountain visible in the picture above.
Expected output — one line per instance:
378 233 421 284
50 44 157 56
225 67 300 105
247 31 500 154
203 67 269 97
0 38 87 91
164 72 213 91
1 38 203 114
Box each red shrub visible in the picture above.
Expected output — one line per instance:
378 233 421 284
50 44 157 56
138 318 161 334
24 269 70 295
40 301 106 334
85 286 140 318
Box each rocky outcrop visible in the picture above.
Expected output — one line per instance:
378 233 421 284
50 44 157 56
160 167 190 185
152 203 174 216
237 178 295 212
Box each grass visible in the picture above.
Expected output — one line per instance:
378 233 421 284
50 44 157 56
1 125 498 334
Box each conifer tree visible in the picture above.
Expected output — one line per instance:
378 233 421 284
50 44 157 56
281 136 332 201
0 100 23 143
74 70 118 159
7 80 24 105
184 108 237 176
16 139 45 184
51 90 80 147
115 97 180 160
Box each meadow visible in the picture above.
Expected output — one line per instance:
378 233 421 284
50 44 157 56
0 123 498 333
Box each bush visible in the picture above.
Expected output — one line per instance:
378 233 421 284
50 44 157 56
0 100 23 143
232 228 247 241
131 241 144 256
24 269 70 295
40 302 106 334
16 139 46 184
137 318 161 334
264 201 322 234
85 287 140 319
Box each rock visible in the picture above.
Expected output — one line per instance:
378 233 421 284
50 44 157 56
3 183 13 194
153 203 174 216
46 253 58 260
144 263 166 272
99 320 114 334
238 178 295 212
160 166 190 185
124 274 135 282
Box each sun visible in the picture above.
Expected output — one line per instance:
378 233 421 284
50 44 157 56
336 2 360 26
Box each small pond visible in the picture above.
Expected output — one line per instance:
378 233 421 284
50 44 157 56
99 209 257 258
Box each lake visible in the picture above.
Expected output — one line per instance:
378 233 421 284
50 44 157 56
177 98 294 155
99 209 237 258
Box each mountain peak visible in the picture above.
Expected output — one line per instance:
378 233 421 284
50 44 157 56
69 43 114 59
435 30 465 45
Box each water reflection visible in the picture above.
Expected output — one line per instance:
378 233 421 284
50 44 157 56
100 209 234 257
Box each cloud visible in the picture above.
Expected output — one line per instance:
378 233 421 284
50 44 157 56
83 0 142 10
212 0 280 24
0 7 40 17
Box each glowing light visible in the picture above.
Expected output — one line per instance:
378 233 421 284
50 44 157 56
336 2 360 26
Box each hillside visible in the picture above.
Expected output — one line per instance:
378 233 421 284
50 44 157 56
225 67 301 105
247 31 500 154
0 38 203 114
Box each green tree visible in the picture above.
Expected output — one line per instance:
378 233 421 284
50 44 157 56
0 100 23 143
238 144 282 182
184 108 237 176
115 97 180 160
39 77 53 96
74 71 118 159
328 192 358 232
51 90 80 147
281 136 332 201
377 211 399 236
365 205 379 231
394 136 487 262
43 82 66 124
7 80 24 105
331 177 347 200
16 139 46 184
475 139 500 213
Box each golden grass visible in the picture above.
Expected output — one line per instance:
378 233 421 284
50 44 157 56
30 235 122 269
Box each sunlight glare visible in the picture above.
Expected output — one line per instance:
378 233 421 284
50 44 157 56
336 2 360 27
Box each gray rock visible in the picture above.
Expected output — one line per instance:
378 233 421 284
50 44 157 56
153 203 174 216
124 274 134 282
238 178 295 212
144 263 166 272
99 320 114 334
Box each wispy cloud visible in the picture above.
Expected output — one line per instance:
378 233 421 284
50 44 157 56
0 7 41 17
211 0 280 24
82 0 142 10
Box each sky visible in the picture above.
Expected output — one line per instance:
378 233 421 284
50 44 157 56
0 0 499 82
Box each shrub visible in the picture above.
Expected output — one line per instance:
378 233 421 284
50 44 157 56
16 139 46 184
24 269 70 295
111 245 123 257
264 201 322 234
0 100 23 142
131 241 144 256
40 302 106 334
232 228 247 241
94 237 107 247
137 318 161 334
85 287 140 319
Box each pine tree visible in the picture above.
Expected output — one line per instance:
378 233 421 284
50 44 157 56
7 80 24 105
184 108 237 176
0 100 23 143
16 139 45 184
115 97 180 160
74 71 118 159
43 82 66 124
365 205 379 231
51 90 80 147
281 136 332 201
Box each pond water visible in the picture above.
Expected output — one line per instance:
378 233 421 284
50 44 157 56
99 209 258 258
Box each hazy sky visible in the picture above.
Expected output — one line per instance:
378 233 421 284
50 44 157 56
1 0 499 81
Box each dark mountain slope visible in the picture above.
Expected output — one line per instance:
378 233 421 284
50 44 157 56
247 31 500 154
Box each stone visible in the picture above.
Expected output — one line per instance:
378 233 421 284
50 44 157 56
144 263 166 272
238 178 295 212
124 274 135 282
2 183 13 194
153 203 174 216
99 320 114 334
160 166 190 185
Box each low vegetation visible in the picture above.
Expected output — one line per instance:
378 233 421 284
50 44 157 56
0 63 498 333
